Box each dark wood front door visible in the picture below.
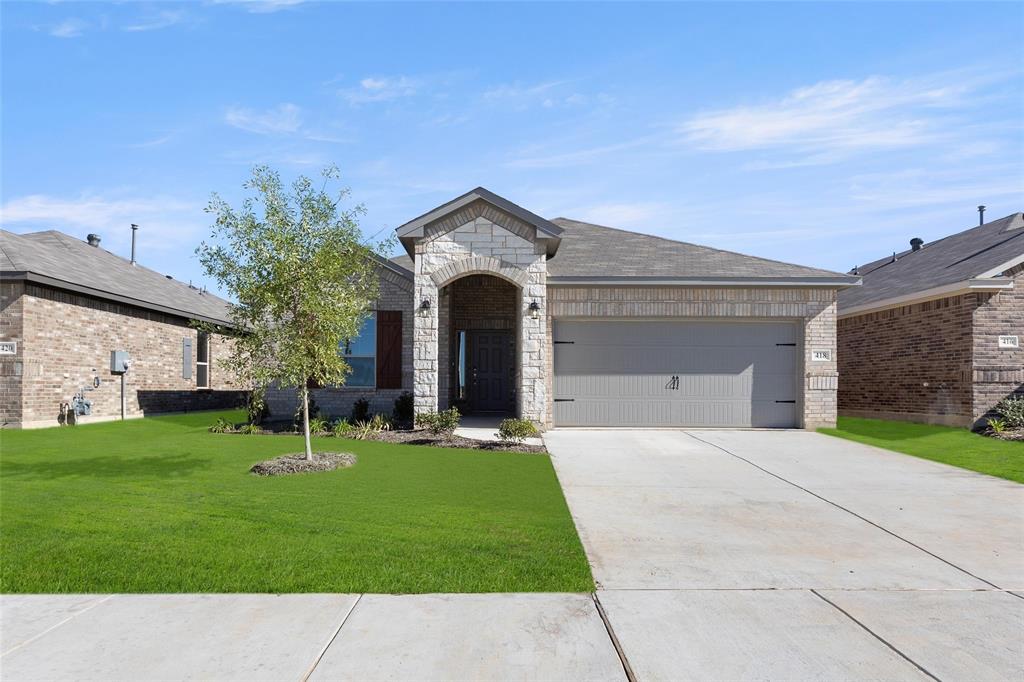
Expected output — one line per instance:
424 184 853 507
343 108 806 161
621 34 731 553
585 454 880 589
468 331 513 412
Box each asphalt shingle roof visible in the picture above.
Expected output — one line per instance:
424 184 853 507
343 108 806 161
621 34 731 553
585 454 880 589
1 230 235 325
838 212 1024 310
390 216 854 282
545 218 852 280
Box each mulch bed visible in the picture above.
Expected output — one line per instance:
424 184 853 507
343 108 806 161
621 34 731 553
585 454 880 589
365 428 546 453
984 428 1024 442
250 452 357 476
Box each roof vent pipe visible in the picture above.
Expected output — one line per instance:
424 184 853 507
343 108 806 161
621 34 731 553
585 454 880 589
910 237 924 252
978 205 986 225
86 234 101 247
130 224 139 265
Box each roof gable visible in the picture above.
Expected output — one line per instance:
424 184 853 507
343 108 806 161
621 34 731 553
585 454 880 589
395 187 563 258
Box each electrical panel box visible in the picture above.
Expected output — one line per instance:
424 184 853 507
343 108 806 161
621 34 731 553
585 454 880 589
110 350 131 374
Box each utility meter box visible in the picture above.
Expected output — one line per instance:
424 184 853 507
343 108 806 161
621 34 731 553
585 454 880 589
110 350 131 374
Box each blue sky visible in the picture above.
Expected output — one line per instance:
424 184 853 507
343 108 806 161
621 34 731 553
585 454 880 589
2 1 1022 293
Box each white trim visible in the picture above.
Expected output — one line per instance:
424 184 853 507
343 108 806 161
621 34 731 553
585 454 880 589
976 253 1024 279
838 278 1014 319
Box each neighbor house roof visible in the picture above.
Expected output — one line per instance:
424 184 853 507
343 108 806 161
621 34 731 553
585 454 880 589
0 229 235 326
838 212 1024 316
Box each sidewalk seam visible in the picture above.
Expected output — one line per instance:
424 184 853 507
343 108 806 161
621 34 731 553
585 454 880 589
0 594 115 658
684 432 1002 590
592 592 636 682
299 593 362 682
811 589 940 681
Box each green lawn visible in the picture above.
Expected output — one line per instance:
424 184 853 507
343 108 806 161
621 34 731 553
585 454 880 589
0 410 593 594
820 417 1023 483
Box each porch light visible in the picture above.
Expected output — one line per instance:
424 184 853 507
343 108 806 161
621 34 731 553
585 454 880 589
528 300 541 319
419 298 432 314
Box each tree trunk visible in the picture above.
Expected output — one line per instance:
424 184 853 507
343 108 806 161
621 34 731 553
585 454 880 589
301 383 314 461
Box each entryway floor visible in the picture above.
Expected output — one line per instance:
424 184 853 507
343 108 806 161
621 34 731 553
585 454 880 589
454 414 544 446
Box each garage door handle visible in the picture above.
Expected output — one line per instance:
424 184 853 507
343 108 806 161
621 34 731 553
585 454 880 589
775 400 796 404
554 398 575 402
554 341 575 345
775 343 797 347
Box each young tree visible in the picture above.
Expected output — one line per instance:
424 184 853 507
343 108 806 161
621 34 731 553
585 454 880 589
197 166 384 460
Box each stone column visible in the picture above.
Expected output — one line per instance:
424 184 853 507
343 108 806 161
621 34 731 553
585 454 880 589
413 277 439 416
802 300 838 429
518 252 547 425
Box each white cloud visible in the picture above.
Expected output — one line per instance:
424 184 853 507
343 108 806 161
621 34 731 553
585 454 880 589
224 103 303 135
49 19 87 38
677 72 1010 165
208 0 306 13
482 80 595 110
505 137 653 169
339 76 421 104
122 10 187 32
0 193 204 257
567 202 668 228
127 134 174 149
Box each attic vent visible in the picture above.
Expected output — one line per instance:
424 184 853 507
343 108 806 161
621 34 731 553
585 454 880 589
86 234 101 247
910 237 924 251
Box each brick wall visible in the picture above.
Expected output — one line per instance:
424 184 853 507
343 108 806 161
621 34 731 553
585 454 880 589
0 281 25 425
4 283 244 428
548 286 840 429
264 266 414 421
972 264 1024 424
837 296 975 426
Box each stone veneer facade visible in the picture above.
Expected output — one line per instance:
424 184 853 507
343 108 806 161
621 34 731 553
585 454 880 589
546 286 839 429
837 264 1023 427
0 281 244 428
412 206 547 423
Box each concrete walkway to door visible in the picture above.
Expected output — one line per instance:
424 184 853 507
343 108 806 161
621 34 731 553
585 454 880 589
545 429 1024 681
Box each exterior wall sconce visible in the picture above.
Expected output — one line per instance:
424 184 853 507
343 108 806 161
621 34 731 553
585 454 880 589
419 298 432 314
528 300 541 319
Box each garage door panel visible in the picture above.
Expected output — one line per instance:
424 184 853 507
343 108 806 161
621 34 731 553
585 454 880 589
553 320 800 428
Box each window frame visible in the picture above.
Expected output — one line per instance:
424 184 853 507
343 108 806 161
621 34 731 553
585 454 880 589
342 312 377 388
196 331 211 389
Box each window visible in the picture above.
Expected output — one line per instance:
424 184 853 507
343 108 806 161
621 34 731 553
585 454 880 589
196 332 210 388
341 313 376 387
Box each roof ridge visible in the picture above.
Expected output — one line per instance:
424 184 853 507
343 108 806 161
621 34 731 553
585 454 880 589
552 217 848 277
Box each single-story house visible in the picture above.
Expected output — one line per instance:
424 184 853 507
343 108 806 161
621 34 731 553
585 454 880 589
267 188 860 429
837 211 1024 427
0 229 245 428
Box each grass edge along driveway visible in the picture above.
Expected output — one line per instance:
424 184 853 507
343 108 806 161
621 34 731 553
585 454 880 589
820 416 1023 484
0 410 593 594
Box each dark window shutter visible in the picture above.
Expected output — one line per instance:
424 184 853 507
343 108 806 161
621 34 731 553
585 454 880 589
376 310 403 389
182 338 192 379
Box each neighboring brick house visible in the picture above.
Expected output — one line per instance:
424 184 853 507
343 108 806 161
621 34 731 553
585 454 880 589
0 230 245 428
270 187 859 429
838 212 1024 428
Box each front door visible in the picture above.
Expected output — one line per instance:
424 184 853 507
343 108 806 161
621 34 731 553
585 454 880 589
468 331 513 412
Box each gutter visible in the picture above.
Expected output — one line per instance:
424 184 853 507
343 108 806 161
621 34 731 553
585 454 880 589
1 270 236 328
838 278 1014 319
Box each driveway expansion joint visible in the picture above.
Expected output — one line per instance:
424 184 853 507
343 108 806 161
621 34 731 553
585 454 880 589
810 589 940 681
300 593 362 682
684 431 1002 591
591 592 636 682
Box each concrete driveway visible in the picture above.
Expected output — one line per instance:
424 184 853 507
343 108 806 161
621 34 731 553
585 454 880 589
545 429 1024 681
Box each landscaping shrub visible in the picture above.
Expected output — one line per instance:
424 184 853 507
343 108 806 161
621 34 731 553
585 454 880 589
987 418 1007 435
308 416 330 435
331 419 354 438
498 418 539 444
209 418 235 434
238 423 262 435
393 391 414 425
246 389 268 425
351 398 371 424
995 396 1024 428
417 407 461 439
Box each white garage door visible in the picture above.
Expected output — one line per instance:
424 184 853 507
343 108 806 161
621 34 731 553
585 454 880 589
553 320 801 428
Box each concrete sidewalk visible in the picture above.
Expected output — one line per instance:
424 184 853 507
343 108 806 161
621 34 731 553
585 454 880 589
1 593 626 681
